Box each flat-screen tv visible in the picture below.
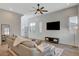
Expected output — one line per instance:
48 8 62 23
46 21 60 30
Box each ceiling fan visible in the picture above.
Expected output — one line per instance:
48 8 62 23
33 4 48 14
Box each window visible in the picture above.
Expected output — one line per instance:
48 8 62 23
69 16 78 31
29 22 36 32
30 22 36 27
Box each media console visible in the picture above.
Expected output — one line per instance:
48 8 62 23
45 37 59 44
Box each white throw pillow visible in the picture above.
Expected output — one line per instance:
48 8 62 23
35 42 50 52
13 36 28 47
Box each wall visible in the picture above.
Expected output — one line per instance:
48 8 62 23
76 6 79 47
21 14 35 37
26 5 79 46
0 9 22 45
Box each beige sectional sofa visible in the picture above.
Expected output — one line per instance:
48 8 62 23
6 37 43 56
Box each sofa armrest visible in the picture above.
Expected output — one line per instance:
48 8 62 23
8 48 17 56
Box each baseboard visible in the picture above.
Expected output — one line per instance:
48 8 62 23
59 43 79 48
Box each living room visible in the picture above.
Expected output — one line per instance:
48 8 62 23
0 3 79 56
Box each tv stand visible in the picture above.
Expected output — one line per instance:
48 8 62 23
45 37 59 44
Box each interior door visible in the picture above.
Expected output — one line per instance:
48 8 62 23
1 24 10 42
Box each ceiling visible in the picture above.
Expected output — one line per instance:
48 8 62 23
0 3 78 15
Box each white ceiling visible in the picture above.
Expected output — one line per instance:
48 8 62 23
0 3 78 15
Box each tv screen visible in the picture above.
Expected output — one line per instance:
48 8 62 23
47 21 60 30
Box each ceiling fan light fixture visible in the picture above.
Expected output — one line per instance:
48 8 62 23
33 4 48 14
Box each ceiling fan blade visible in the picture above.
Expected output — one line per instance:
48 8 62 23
40 10 43 14
42 10 48 12
40 7 44 9
35 11 37 14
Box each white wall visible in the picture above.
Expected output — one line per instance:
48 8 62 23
21 14 36 37
0 37 1 45
24 6 79 46
0 9 22 45
76 6 79 47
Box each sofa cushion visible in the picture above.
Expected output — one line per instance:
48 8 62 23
35 40 42 45
36 42 49 52
22 40 35 48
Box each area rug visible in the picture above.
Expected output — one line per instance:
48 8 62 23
54 47 64 56
37 42 64 56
